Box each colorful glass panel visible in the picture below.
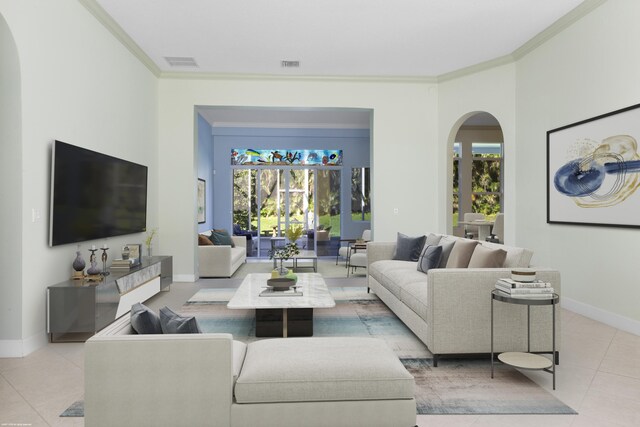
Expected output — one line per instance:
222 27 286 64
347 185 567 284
231 149 342 166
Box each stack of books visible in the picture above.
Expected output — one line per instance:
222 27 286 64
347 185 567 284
110 258 136 270
495 278 555 299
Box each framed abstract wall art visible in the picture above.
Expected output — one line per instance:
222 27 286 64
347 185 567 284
547 103 640 228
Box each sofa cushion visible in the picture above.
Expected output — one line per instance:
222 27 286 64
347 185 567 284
159 306 201 334
130 303 162 334
393 232 426 262
417 245 442 273
446 239 479 268
400 281 429 321
234 337 415 404
369 260 418 299
468 244 508 268
437 237 457 268
198 234 213 246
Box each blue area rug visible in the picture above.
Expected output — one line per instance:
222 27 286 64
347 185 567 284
183 287 577 415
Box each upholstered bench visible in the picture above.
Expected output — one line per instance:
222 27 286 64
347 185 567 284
233 337 416 426
85 316 417 427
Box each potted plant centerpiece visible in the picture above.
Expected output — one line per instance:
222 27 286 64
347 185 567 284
270 225 303 277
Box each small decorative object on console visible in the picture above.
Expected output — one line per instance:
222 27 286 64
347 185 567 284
125 243 142 266
71 245 85 280
100 246 110 276
86 248 102 280
145 228 158 257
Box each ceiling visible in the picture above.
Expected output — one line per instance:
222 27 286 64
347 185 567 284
93 0 587 78
89 1 589 129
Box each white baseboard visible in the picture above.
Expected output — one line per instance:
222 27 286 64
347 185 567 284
562 296 640 336
0 331 48 358
173 274 196 282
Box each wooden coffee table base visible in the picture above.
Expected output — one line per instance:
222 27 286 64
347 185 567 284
255 308 313 337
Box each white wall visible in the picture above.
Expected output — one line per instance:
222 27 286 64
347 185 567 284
158 78 439 279
515 0 640 330
0 0 158 356
0 13 22 347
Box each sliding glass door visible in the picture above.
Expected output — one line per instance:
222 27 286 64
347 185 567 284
233 167 341 257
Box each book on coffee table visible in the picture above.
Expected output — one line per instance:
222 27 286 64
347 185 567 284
259 288 303 297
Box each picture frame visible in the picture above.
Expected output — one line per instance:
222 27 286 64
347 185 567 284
125 243 142 266
197 178 206 224
547 102 640 228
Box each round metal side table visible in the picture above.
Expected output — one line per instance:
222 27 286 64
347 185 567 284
491 289 559 389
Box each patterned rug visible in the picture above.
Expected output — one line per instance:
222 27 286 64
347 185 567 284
183 287 577 415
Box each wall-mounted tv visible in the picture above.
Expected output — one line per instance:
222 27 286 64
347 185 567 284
49 140 148 246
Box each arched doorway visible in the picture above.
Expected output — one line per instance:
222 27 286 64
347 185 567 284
450 112 503 239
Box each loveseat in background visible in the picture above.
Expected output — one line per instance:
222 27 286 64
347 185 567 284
198 231 246 277
367 234 561 366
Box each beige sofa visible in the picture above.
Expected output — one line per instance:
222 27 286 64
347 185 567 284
367 234 561 366
198 232 246 277
84 316 417 427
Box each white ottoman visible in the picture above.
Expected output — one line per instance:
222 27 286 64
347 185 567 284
232 337 416 427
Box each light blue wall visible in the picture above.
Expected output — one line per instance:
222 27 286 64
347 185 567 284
209 127 371 239
196 114 214 232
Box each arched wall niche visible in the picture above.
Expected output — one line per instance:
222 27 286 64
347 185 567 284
446 111 504 237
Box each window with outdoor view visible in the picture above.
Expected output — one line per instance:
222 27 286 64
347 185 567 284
351 167 370 221
452 142 502 226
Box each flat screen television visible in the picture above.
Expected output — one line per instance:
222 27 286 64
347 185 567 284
49 140 148 246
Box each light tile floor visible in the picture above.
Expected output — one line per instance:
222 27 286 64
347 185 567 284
1 278 639 426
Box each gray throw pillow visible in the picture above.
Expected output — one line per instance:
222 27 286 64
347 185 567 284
159 306 201 334
437 239 456 268
130 302 162 334
417 245 443 273
393 233 427 262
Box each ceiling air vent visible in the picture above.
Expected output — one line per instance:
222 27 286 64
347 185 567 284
164 56 199 67
281 60 300 68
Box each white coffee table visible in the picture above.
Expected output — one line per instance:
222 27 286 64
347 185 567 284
227 273 335 337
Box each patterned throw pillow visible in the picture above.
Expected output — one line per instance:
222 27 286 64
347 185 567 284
159 306 201 334
417 245 443 273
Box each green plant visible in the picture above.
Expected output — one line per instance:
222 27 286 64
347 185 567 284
145 228 158 248
284 224 304 242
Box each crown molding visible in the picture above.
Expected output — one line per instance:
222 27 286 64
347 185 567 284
159 71 437 84
512 0 608 61
78 0 161 77
436 54 515 83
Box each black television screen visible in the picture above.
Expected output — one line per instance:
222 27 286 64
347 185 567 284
49 140 148 246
